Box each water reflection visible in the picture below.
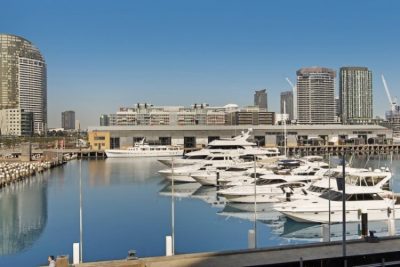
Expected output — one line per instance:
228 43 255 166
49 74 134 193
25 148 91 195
191 186 225 208
218 204 282 222
0 175 48 255
88 158 163 186
275 218 400 242
159 182 201 198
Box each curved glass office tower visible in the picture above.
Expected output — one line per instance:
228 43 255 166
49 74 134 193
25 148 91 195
0 34 47 134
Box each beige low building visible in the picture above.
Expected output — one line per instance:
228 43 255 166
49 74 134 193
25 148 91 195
88 131 110 150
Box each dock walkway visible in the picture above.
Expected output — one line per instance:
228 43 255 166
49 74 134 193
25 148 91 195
76 236 400 267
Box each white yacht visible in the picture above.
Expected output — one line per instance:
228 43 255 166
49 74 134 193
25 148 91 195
158 128 280 167
190 156 327 187
276 167 392 203
105 138 183 158
276 185 398 223
190 164 261 186
218 173 322 203
158 149 211 167
158 154 245 182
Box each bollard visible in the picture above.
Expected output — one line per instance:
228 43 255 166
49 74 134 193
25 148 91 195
166 235 173 256
73 243 80 264
361 209 368 237
248 229 255 249
56 255 69 267
388 218 396 236
322 224 330 242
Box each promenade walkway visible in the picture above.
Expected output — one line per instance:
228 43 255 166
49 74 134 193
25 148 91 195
76 236 400 267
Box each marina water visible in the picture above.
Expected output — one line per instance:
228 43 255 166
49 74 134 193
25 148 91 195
1 155 400 266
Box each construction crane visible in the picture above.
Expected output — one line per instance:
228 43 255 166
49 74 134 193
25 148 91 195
381 74 400 134
381 74 397 112
286 77 297 120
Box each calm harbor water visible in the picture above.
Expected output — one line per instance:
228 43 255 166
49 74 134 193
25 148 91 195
1 155 400 266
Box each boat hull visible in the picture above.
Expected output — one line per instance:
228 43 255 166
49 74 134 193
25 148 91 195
105 150 183 158
278 207 395 224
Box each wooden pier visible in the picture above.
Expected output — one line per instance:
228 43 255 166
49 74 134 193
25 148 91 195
75 150 107 159
2 144 400 161
284 144 400 156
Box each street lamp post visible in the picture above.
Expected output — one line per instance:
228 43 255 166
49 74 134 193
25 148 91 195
79 159 83 263
342 150 346 267
253 155 257 248
171 157 175 255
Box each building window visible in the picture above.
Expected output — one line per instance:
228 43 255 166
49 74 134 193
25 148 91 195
159 137 171 145
110 137 120 149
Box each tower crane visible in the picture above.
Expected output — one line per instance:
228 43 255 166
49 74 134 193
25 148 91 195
381 74 397 112
286 78 297 120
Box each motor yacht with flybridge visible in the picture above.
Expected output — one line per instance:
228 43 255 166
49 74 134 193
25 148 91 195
158 128 280 167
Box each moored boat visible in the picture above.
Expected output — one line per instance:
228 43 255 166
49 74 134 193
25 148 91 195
105 138 183 158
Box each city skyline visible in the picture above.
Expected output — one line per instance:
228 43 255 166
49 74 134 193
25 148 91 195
1 0 399 128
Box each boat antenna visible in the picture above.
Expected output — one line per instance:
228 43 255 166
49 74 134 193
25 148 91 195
363 151 371 169
389 151 396 229
283 100 287 157
347 153 354 167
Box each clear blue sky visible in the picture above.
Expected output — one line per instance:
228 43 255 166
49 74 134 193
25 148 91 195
1 0 399 128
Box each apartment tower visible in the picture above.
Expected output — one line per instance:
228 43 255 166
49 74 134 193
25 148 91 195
296 67 336 124
254 89 268 111
62 110 75 130
280 91 294 121
339 67 372 124
0 34 47 134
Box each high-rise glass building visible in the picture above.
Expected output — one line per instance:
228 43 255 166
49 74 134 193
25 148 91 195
254 89 268 111
0 34 47 134
100 114 110 126
62 110 75 130
335 97 341 117
280 91 293 121
339 67 372 124
297 67 336 124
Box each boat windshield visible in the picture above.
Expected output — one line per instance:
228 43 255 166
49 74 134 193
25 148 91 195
206 145 246 149
226 167 247 172
255 178 287 185
346 175 387 186
205 156 231 161
308 185 329 193
323 171 342 178
249 172 266 178
320 190 384 201
183 155 208 160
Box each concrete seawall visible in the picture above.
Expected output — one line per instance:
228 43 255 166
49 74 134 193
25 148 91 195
0 161 64 189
